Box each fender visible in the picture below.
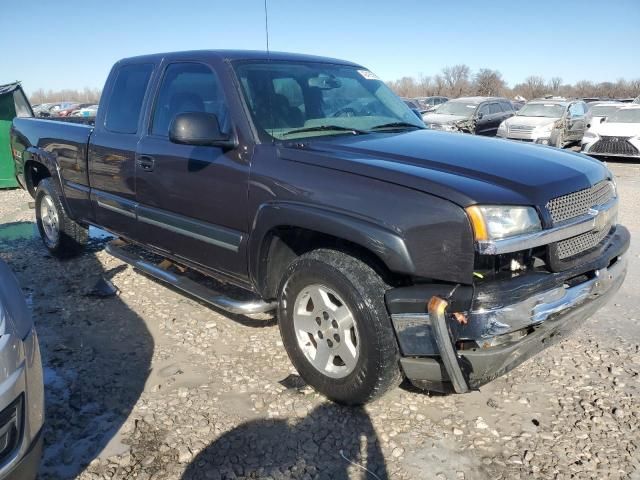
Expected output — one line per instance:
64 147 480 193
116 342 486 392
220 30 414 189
22 148 75 217
249 202 415 294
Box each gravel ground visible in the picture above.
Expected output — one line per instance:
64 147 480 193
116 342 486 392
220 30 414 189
0 161 638 480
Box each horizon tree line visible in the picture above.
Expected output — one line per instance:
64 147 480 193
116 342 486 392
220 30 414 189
386 65 640 100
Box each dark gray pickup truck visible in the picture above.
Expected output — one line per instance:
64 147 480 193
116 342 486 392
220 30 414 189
10 50 629 404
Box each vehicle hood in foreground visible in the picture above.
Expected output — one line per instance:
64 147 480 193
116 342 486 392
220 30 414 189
279 130 609 207
422 113 469 125
596 123 640 137
504 116 560 128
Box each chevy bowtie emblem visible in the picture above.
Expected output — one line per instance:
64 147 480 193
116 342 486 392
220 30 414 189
589 208 608 232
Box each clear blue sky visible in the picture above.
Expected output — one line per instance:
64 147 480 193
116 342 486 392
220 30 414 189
2 0 639 95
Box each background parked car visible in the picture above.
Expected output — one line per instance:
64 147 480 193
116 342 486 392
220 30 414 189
0 259 44 480
585 101 623 133
72 104 99 117
497 99 588 147
582 105 640 159
413 96 448 113
423 96 514 136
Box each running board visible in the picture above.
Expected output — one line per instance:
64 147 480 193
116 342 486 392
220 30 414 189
105 242 276 315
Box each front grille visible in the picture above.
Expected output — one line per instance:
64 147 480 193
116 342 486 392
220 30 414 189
546 180 615 224
555 226 612 259
590 136 638 156
508 124 535 134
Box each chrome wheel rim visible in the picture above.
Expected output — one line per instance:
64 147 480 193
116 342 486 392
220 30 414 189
293 284 360 379
40 194 60 244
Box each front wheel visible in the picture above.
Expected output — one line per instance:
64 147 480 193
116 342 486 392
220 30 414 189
35 178 88 257
278 249 402 405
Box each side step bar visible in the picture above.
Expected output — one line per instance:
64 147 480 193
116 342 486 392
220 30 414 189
105 242 277 315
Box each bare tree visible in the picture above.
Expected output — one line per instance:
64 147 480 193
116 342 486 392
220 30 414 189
442 65 471 97
27 87 102 105
550 77 562 94
473 69 506 96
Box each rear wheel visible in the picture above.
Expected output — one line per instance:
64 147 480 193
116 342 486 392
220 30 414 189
35 178 88 257
278 249 402 405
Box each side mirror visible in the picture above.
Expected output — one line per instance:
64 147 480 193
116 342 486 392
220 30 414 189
476 112 484 120
169 112 236 149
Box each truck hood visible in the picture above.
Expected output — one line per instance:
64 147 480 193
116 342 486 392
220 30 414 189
422 113 469 125
596 122 640 137
279 129 609 208
504 116 560 128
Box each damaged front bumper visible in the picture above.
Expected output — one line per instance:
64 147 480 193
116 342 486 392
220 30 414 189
387 225 629 393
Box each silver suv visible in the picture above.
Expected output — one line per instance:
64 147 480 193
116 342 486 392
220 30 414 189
497 99 588 147
0 260 44 480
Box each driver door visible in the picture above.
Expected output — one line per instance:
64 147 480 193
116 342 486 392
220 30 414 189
135 61 250 280
567 102 586 141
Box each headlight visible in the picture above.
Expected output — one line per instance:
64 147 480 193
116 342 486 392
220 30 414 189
466 205 541 241
441 124 458 132
584 131 599 139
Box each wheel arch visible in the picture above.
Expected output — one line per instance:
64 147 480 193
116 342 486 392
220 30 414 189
249 203 416 300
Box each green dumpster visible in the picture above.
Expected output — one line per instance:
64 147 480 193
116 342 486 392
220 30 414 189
0 82 33 188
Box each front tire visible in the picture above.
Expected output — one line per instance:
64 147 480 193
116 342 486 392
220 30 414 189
35 178 88 257
278 249 402 405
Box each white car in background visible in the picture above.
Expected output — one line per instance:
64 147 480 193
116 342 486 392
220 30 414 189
586 102 622 134
582 105 640 159
496 99 587 147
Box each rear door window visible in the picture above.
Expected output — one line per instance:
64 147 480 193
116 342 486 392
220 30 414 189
488 103 502 114
105 63 154 134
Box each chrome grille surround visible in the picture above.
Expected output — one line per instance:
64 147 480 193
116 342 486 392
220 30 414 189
546 180 615 224
508 124 535 134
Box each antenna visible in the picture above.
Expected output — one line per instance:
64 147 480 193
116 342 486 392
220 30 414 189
264 0 270 54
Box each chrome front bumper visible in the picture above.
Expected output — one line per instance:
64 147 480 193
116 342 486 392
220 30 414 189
397 254 627 392
469 254 627 343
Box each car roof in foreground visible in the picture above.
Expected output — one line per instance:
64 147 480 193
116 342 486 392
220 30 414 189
118 50 362 67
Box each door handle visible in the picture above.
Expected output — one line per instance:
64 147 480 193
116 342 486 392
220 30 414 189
136 155 155 172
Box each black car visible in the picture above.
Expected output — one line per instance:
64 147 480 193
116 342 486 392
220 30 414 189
422 96 515 136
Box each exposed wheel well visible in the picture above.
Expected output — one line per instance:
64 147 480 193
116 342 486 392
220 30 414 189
258 226 409 300
24 161 51 197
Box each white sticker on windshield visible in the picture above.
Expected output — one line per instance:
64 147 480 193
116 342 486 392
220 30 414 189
358 70 379 80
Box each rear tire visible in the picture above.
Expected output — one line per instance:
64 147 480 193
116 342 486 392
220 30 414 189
278 249 402 405
35 178 88 257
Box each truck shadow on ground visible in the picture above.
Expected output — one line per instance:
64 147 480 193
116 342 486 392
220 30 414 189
181 403 389 480
0 221 153 479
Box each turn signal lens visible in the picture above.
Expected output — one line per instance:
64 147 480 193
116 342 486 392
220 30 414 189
465 206 489 241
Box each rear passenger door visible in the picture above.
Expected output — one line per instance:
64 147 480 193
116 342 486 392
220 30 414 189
135 61 250 281
89 63 155 238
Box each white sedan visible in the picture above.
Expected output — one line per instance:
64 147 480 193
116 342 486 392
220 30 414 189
582 105 640 159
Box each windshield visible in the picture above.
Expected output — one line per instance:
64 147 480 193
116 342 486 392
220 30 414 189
517 103 565 118
434 101 476 117
608 109 640 123
590 105 622 117
234 61 423 140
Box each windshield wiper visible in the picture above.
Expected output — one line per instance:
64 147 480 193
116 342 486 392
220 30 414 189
369 122 425 131
282 125 369 136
